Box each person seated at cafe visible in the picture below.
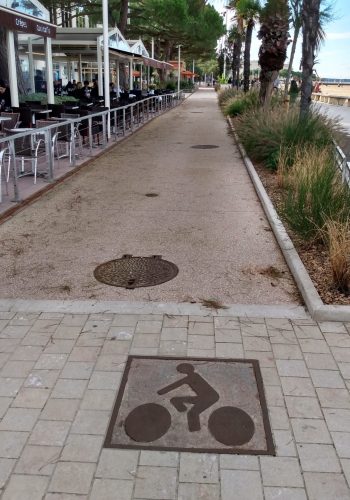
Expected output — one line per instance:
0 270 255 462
73 81 84 100
0 83 11 111
82 80 91 101
90 80 99 100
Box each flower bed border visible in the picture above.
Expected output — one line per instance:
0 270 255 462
228 117 350 321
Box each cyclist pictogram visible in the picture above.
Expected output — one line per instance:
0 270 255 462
124 362 255 446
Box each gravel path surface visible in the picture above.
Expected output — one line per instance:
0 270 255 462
0 89 299 305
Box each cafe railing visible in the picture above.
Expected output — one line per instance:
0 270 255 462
0 91 184 203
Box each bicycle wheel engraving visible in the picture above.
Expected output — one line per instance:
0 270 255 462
124 403 171 442
208 406 255 446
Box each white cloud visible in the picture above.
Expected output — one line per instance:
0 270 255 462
326 32 350 40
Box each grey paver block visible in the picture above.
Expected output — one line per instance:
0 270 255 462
316 388 350 409
285 396 323 419
240 322 268 337
332 432 350 458
271 344 302 360
161 328 188 341
90 478 133 500
324 408 350 432
48 462 95 494
299 339 330 354
15 445 61 475
214 328 241 343
2 474 49 500
244 351 275 367
1 361 35 378
159 340 187 356
264 487 307 500
60 362 94 380
293 325 323 339
51 379 88 399
318 322 348 334
0 431 28 458
0 408 41 431
29 421 70 446
44 340 75 354
265 385 284 407
68 347 100 362
260 456 303 487
0 378 24 397
304 472 350 500
276 360 309 378
163 315 189 328
215 342 244 358
281 377 316 397
60 434 103 462
70 410 109 435
88 371 121 390
261 367 281 386
139 451 178 467
268 406 290 430
34 354 68 370
273 430 297 457
96 449 139 480
243 336 271 352
188 322 214 336
310 369 346 389
323 333 350 347
135 321 162 334
219 455 259 470
131 334 160 348
134 465 177 499
179 453 218 483
221 470 263 500
330 347 350 363
303 353 338 370
10 346 43 361
0 397 11 419
178 483 220 500
41 398 80 421
94 354 127 372
187 335 214 350
291 419 332 444
0 458 15 488
24 370 60 389
297 443 341 472
80 389 116 411
12 388 50 408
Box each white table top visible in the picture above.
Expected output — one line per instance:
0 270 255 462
0 116 12 121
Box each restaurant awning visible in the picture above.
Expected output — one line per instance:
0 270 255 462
142 57 173 70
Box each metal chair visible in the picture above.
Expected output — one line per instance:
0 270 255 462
0 112 20 137
0 147 10 203
5 129 45 184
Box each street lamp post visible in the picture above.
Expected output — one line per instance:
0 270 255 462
102 0 110 138
177 45 181 93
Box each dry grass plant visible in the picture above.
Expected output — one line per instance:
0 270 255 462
282 145 350 240
324 219 350 294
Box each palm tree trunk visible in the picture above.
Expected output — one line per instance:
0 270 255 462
284 23 300 97
243 20 254 93
259 69 278 107
300 0 321 118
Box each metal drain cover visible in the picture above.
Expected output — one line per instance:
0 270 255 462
94 254 178 289
191 145 219 149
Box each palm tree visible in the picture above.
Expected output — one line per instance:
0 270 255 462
299 0 333 117
235 0 261 92
227 24 243 88
258 0 290 106
283 0 302 98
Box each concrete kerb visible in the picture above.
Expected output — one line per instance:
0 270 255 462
0 298 308 319
228 117 350 322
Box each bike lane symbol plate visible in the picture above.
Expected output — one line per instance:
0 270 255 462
104 356 275 455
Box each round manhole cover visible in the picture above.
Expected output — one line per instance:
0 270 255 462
191 145 219 149
94 254 178 289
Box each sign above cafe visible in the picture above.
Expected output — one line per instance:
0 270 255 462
0 0 56 38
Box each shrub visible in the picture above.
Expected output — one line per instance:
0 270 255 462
217 87 238 106
224 91 260 117
281 146 350 240
19 93 78 105
235 106 340 171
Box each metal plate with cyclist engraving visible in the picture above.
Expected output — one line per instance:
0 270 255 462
94 255 178 289
104 356 275 455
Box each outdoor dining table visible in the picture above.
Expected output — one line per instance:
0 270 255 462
30 109 52 125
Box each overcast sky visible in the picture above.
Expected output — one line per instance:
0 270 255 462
208 0 350 80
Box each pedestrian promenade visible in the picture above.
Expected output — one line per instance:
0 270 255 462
0 89 350 499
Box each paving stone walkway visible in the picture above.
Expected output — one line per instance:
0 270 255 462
0 309 350 499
